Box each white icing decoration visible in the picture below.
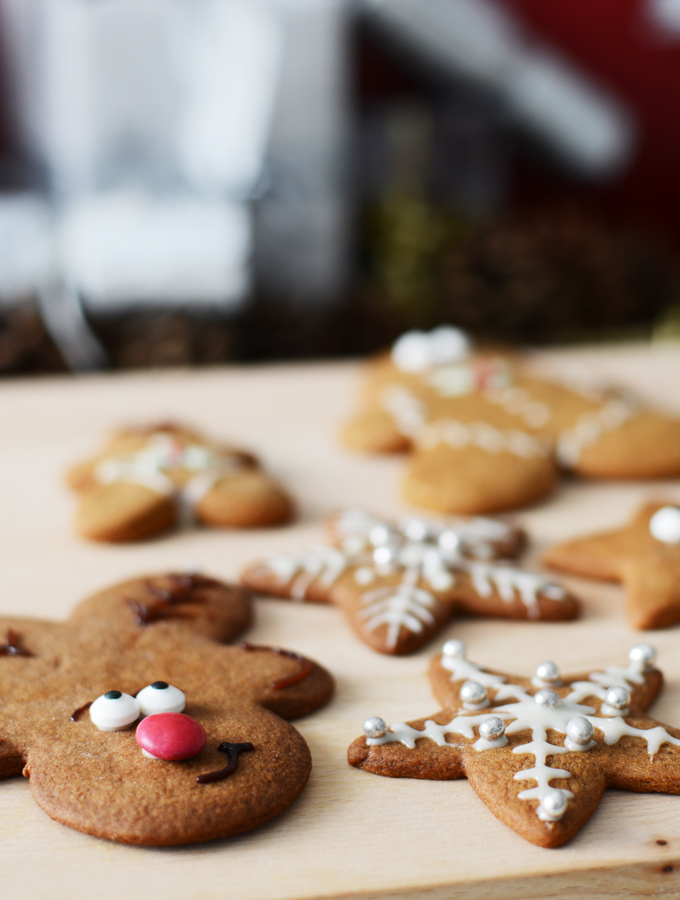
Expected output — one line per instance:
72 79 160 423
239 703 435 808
487 387 552 429
417 419 551 459
94 432 245 522
391 326 471 373
369 649 680 825
556 398 636 467
649 506 680 545
381 387 427 436
261 511 567 646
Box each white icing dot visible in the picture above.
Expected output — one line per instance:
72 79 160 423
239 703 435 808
391 331 433 372
649 506 680 544
354 567 376 586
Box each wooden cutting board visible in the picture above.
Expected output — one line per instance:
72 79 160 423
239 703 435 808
1 343 680 900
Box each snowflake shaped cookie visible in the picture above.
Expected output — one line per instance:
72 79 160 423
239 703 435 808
242 509 578 655
342 327 680 514
0 573 333 845
545 502 680 630
66 422 294 541
349 640 680 847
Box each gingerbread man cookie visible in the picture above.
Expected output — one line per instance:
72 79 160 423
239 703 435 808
0 572 333 844
544 502 680 630
242 509 578 655
66 422 294 541
349 640 680 848
342 327 680 514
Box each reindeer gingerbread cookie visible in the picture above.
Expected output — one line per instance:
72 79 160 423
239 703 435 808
242 509 579 655
66 422 294 541
349 640 680 847
0 572 333 845
342 327 680 514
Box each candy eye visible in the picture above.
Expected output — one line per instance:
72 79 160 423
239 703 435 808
136 681 186 716
89 690 141 731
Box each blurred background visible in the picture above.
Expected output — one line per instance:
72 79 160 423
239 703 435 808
0 0 679 375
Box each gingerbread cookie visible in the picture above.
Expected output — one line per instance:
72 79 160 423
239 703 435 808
67 422 294 541
242 509 578 655
349 640 680 848
544 501 680 630
342 327 680 514
0 572 333 845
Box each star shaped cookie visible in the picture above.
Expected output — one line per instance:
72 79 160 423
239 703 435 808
349 640 680 847
66 422 294 541
242 509 579 655
544 502 680 629
0 572 333 844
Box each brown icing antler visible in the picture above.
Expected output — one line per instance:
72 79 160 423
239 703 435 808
349 640 680 848
0 573 333 846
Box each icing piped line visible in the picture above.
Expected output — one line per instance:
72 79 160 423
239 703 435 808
556 398 636 467
417 419 551 459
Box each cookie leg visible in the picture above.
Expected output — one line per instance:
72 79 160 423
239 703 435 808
195 471 294 528
76 483 177 542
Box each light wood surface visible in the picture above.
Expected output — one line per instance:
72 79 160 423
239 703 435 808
2 344 680 900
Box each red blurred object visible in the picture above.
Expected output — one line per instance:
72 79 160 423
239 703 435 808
500 0 680 242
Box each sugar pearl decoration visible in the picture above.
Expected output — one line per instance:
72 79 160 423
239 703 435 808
535 661 560 685
566 716 595 746
438 531 461 554
460 680 488 708
649 506 680 544
401 517 429 542
541 789 568 820
479 716 506 741
442 639 466 659
363 716 388 739
90 690 141 732
373 545 396 566
629 644 656 670
604 686 630 710
136 681 186 716
534 688 562 708
369 524 392 547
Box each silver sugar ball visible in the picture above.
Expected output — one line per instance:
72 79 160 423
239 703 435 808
566 716 594 746
479 716 505 741
373 545 396 566
369 524 392 547
460 681 487 705
534 688 562 708
535 661 560 683
604 686 630 710
401 517 429 542
542 789 568 817
438 530 461 553
442 639 466 659
629 644 656 669
363 716 388 739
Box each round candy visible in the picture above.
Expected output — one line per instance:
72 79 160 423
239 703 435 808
442 639 466 659
460 680 487 706
534 688 561 708
90 690 141 732
135 713 206 761
649 506 680 544
136 681 186 716
604 686 630 710
479 716 505 741
363 716 388 739
629 644 656 669
541 789 568 819
373 545 396 566
429 325 471 366
391 330 432 372
566 716 594 746
535 661 560 684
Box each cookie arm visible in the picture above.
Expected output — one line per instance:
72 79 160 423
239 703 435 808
599 715 680 793
621 563 680 630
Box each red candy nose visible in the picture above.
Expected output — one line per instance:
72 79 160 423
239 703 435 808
136 713 206 760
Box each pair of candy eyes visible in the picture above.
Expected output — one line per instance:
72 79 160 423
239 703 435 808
90 681 185 731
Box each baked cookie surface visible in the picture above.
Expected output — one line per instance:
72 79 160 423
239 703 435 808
242 508 578 655
349 641 680 848
67 422 294 541
0 573 333 845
